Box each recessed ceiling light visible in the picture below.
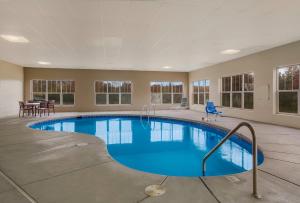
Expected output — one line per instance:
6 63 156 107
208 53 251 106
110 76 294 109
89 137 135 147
0 34 29 43
163 66 172 69
221 49 240 55
37 61 51 65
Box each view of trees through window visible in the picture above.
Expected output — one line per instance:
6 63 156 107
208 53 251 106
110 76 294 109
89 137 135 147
277 65 300 114
150 81 183 104
31 80 75 105
193 80 209 105
95 81 132 105
221 73 254 109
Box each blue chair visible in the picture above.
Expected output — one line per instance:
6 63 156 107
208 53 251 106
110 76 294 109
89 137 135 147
205 101 222 120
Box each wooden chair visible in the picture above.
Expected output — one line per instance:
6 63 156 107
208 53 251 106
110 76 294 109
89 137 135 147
37 101 50 117
19 101 33 117
48 100 55 114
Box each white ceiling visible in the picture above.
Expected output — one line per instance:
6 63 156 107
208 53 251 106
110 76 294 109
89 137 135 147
1 0 300 72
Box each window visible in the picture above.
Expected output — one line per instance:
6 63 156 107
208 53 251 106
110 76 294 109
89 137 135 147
277 65 300 114
221 76 231 107
47 80 61 105
31 80 75 105
172 82 183 104
244 73 254 109
32 80 46 100
221 73 254 109
193 80 209 105
232 75 242 108
62 81 75 105
150 81 183 104
95 81 132 105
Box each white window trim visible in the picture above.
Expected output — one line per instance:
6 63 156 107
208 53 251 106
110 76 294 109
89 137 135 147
30 79 75 107
94 80 133 106
221 73 254 110
150 81 184 105
276 64 300 115
192 80 209 105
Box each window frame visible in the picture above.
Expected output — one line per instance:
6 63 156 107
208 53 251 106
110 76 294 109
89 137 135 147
276 64 300 115
220 73 254 110
94 80 133 106
150 81 184 105
192 80 210 105
30 79 75 106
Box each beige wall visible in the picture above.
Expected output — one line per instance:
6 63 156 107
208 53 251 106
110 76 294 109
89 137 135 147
5 40 300 128
0 60 23 118
24 68 188 112
189 40 300 128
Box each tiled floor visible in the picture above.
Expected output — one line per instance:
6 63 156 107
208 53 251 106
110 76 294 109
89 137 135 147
0 110 299 203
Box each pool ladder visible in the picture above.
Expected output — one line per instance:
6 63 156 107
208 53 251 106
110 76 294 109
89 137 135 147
201 122 261 199
140 104 156 125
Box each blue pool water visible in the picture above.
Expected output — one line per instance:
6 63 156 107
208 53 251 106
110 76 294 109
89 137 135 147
30 116 264 177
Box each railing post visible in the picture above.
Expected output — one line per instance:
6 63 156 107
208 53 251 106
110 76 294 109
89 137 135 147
201 122 261 199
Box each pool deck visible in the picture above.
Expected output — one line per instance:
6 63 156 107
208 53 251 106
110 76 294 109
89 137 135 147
0 110 299 203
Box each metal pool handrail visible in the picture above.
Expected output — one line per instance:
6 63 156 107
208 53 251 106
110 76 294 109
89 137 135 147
201 122 261 199
140 104 156 121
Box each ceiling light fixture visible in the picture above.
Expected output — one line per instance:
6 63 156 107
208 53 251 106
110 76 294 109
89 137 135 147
37 61 51 65
0 34 29 43
163 66 172 69
221 49 240 55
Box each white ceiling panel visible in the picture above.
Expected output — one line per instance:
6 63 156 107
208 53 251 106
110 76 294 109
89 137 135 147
0 0 300 71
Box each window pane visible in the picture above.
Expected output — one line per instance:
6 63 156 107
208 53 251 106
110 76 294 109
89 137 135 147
162 94 172 104
193 94 198 104
278 67 293 90
95 81 108 93
47 80 52 92
62 81 75 93
48 81 61 93
205 93 209 103
109 94 119 104
293 66 299 90
222 93 230 107
96 94 107 104
41 80 46 92
121 82 132 93
63 94 74 105
121 94 131 104
48 94 60 105
172 82 183 93
62 81 67 92
232 75 242 91
193 82 199 93
244 73 254 91
35 80 46 92
199 93 204 104
57 81 61 92
70 81 75 92
199 80 205 92
37 80 41 92
151 82 161 93
205 80 210 92
173 94 182 104
279 92 298 113
222 77 231 91
33 93 46 101
162 82 171 93
232 93 242 108
244 92 253 109
33 80 38 92
151 93 161 104
108 81 120 93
